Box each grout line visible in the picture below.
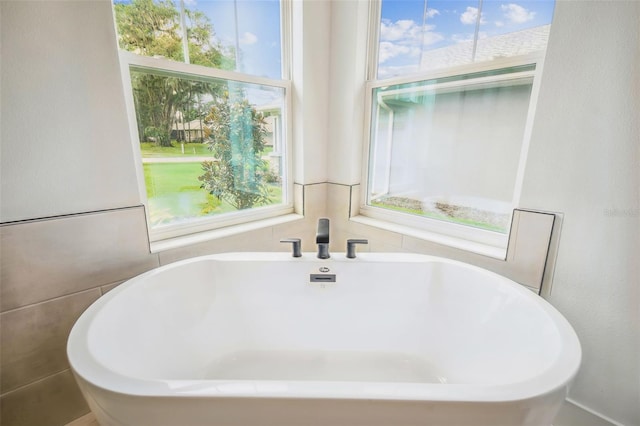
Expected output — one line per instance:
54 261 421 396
1 287 102 315
299 181 359 188
0 205 145 227
325 181 356 187
299 182 327 187
64 412 97 426
140 203 154 254
0 368 71 397
564 398 623 426
100 280 127 296
537 213 556 296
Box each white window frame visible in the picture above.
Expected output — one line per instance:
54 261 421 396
358 1 547 257
116 2 294 243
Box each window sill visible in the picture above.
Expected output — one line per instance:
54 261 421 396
350 215 507 260
150 213 304 253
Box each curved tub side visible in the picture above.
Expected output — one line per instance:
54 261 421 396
67 252 581 426
73 373 569 426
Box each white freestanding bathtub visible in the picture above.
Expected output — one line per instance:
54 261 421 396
67 252 581 426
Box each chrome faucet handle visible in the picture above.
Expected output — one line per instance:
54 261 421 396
316 218 331 259
346 239 368 259
316 218 330 244
280 238 302 257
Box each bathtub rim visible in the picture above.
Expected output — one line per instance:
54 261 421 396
67 252 581 403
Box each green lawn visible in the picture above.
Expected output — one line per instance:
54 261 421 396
143 162 282 227
140 142 211 158
140 141 274 158
144 163 203 197
371 200 508 233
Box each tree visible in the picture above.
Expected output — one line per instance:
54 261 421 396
198 91 271 210
114 0 234 146
114 0 183 61
114 0 271 215
130 74 221 146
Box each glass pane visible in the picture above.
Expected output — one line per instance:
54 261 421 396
378 0 426 79
130 68 286 228
378 0 555 78
113 0 282 78
368 66 535 233
193 0 282 78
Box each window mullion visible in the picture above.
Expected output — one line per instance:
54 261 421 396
471 0 484 62
179 0 190 64
121 51 289 89
366 0 382 81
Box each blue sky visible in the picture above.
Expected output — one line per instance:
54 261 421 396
380 0 556 77
187 0 281 79
113 0 282 79
114 0 554 81
188 0 283 106
196 0 553 80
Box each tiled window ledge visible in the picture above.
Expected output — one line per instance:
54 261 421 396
350 215 508 259
150 213 304 253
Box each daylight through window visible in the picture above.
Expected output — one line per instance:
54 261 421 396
365 0 555 245
112 0 290 240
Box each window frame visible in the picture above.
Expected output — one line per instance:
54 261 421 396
359 1 548 255
115 2 294 243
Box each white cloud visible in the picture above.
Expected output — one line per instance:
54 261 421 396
378 19 444 64
425 8 440 18
495 20 505 27
380 19 419 42
239 32 258 45
378 41 415 63
423 31 445 46
460 7 486 25
380 19 440 44
501 3 535 24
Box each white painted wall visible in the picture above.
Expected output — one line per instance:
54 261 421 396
519 1 640 424
377 84 531 201
0 1 140 222
327 0 369 185
291 0 331 185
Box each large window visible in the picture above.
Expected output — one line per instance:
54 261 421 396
113 0 291 241
363 0 554 250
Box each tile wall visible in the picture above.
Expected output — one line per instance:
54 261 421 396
0 206 157 425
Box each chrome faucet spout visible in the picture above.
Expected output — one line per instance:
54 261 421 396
316 218 330 259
